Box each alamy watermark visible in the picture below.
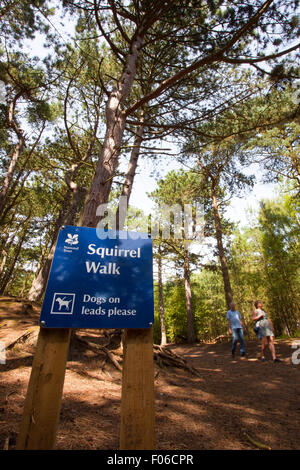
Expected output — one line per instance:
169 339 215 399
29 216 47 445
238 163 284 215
291 340 300 365
95 196 205 244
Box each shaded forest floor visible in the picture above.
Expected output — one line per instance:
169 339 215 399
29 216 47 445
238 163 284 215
1 296 300 450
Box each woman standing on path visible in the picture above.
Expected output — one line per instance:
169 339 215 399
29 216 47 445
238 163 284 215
252 300 281 363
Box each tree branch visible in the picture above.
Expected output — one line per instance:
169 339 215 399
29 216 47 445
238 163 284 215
125 0 276 116
93 0 126 62
222 42 300 65
108 0 131 44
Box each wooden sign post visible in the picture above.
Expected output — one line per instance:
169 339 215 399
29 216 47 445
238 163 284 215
17 327 156 450
16 226 155 450
16 328 71 450
120 328 155 450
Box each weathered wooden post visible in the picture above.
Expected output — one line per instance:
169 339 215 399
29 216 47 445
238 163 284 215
16 328 71 449
120 328 155 450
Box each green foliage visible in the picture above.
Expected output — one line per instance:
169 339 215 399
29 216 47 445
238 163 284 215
192 271 227 340
245 119 300 190
0 1 53 43
229 189 300 336
153 270 227 343
160 279 188 343
152 183 300 343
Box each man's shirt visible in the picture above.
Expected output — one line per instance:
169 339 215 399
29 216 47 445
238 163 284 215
226 310 242 329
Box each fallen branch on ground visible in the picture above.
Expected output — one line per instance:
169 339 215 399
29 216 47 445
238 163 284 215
211 334 231 343
75 336 122 371
154 344 201 377
243 432 272 450
74 334 200 376
6 328 38 349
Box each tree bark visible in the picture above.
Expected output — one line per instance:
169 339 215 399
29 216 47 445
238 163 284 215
0 228 13 274
27 193 72 301
158 244 167 346
0 170 31 227
116 113 145 230
183 244 195 343
0 250 7 278
0 140 24 214
0 93 25 215
27 243 56 302
28 117 97 301
0 97 44 220
0 232 16 282
0 224 29 294
64 185 87 226
211 183 233 309
81 32 145 227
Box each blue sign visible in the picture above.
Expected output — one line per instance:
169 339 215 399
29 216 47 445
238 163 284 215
39 226 154 328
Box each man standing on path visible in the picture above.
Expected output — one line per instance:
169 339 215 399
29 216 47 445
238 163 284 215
227 302 246 358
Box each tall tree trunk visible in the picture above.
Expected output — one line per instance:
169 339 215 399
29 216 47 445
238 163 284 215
0 118 44 223
27 193 72 301
183 244 195 343
0 250 7 278
116 113 145 230
27 243 56 302
64 186 87 226
81 33 145 227
211 183 233 309
0 170 31 227
0 140 24 216
0 228 12 268
0 229 28 294
28 180 88 302
0 232 17 280
0 93 25 216
158 244 167 346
